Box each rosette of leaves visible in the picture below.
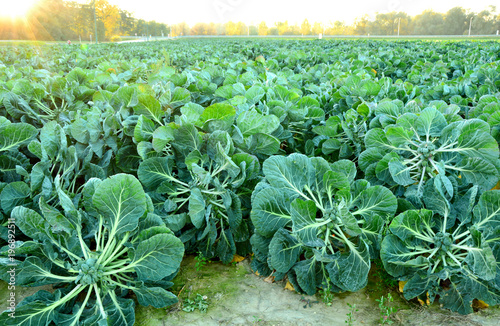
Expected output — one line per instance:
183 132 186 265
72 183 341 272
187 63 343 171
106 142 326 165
138 130 260 263
24 120 110 202
312 107 369 160
469 95 500 142
0 174 184 325
369 100 462 130
359 107 499 200
250 153 397 295
261 86 324 155
380 185 500 315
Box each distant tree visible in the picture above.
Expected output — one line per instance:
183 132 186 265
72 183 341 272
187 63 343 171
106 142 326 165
249 25 258 35
312 22 323 35
354 15 369 35
191 23 208 35
268 27 279 35
119 10 137 36
91 0 121 40
207 22 217 35
367 12 410 35
411 10 445 35
443 7 467 35
300 19 312 35
236 22 247 35
258 21 269 35
225 21 238 35
171 22 190 36
275 21 289 35
471 9 497 35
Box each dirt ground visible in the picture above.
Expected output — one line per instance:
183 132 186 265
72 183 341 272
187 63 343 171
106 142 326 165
1 255 499 325
135 256 500 326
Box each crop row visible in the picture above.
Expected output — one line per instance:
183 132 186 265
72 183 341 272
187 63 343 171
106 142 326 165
0 39 500 324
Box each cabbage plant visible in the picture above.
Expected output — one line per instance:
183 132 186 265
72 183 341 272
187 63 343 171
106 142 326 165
0 174 184 325
359 107 499 198
381 186 500 314
251 154 397 294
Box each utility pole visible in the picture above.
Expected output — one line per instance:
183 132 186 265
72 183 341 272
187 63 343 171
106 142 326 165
93 0 98 44
469 16 473 36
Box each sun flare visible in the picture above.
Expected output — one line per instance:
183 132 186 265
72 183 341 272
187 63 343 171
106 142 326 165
1 0 37 18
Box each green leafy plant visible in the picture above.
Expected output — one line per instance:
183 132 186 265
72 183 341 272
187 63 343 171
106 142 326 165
381 185 500 314
359 107 499 200
0 174 184 325
251 153 398 295
313 107 369 160
194 252 210 271
138 128 260 263
345 302 358 325
182 294 209 313
376 293 397 325
318 285 335 306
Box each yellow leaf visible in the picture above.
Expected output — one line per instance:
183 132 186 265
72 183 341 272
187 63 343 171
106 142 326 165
473 299 489 310
417 292 431 306
491 180 500 190
255 271 260 276
231 254 245 263
284 281 295 291
372 68 377 75
399 281 407 293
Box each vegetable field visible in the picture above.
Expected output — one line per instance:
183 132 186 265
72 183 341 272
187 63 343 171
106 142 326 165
0 38 500 325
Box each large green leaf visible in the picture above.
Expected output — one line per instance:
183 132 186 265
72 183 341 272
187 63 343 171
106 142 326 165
262 154 313 196
251 187 292 238
135 94 164 125
133 285 178 308
132 233 184 281
268 228 301 273
237 110 280 137
327 240 371 292
290 198 323 247
93 174 147 237
0 122 37 152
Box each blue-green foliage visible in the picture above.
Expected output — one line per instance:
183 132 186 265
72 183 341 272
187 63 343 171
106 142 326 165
0 39 499 318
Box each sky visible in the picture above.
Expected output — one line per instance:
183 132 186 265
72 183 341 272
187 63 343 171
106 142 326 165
95 0 496 25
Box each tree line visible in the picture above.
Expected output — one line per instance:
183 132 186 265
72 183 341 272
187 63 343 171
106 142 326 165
0 0 168 41
184 6 499 36
0 1 499 41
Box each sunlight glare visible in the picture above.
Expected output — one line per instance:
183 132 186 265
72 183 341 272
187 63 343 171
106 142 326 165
1 0 37 18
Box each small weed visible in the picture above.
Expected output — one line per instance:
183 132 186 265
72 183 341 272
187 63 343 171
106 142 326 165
182 294 209 313
345 303 358 325
318 286 335 306
194 252 210 271
376 293 398 325
252 315 262 324
300 296 319 308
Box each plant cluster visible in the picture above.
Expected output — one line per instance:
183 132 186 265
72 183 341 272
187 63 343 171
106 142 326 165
0 39 500 324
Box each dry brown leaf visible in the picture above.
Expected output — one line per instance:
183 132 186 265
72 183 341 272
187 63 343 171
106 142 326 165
263 275 275 283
